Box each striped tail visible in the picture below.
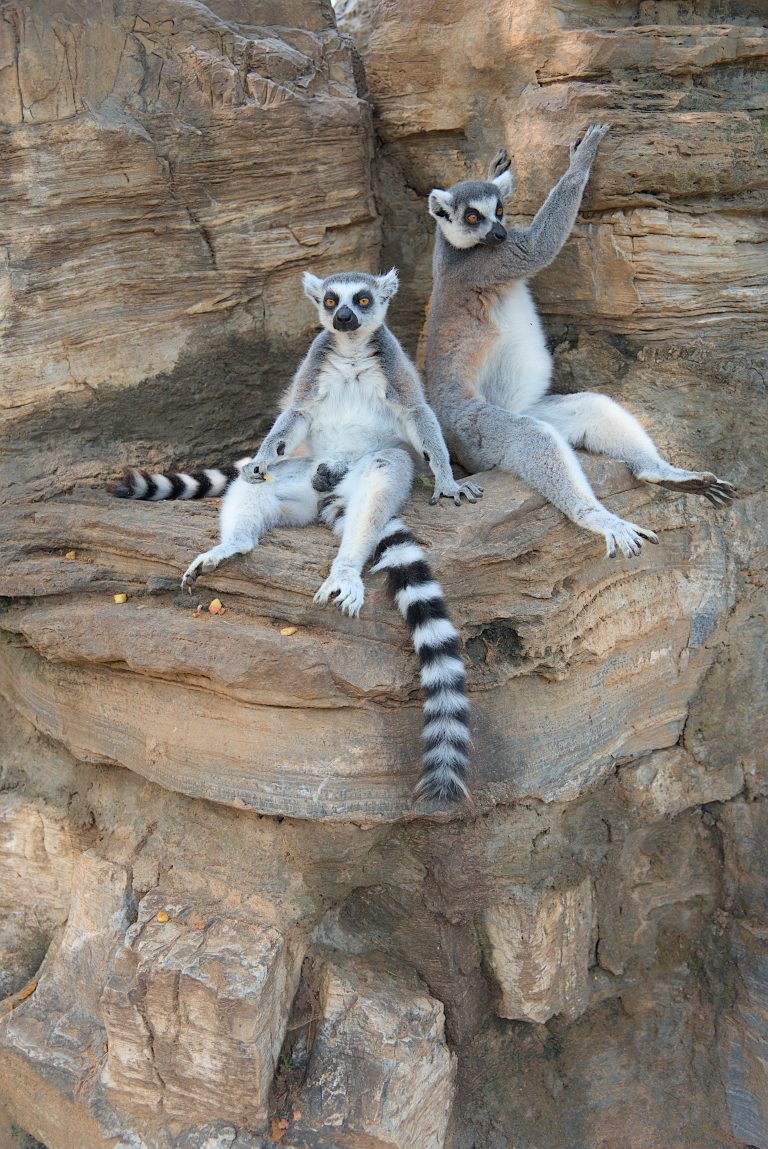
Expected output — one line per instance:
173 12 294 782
110 460 249 501
370 518 470 804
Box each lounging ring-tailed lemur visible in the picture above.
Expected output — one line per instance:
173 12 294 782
425 124 734 557
113 270 483 804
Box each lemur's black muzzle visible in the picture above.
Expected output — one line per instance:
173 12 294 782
480 222 507 246
333 306 360 332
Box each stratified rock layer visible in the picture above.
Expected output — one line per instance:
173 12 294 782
0 0 378 500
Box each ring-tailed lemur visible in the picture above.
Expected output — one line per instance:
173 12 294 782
425 124 734 557
113 270 483 804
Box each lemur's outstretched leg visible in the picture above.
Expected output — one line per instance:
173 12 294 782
529 393 735 508
314 448 415 616
181 458 318 591
453 399 658 557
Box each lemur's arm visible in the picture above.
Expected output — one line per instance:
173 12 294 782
403 403 482 505
241 336 327 482
241 407 310 481
486 124 608 283
388 340 483 505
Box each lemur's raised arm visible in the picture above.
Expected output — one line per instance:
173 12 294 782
430 125 609 287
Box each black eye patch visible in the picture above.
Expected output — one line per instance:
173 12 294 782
353 292 372 308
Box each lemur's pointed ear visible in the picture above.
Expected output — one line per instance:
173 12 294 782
492 170 513 198
302 272 324 303
376 268 399 301
428 189 453 221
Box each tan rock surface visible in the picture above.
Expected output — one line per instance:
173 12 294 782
0 464 755 819
286 952 455 1148
483 877 595 1023
0 0 378 501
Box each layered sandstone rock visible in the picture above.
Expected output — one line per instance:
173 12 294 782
0 0 377 501
1 0 766 1147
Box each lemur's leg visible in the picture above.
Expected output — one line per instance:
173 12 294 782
454 399 658 557
181 458 318 590
529 393 735 508
314 448 415 616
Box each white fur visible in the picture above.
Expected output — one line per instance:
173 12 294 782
307 347 403 461
411 617 459 652
479 282 553 411
394 581 445 610
370 542 425 571
419 655 467 689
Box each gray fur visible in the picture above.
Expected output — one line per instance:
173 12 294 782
425 125 734 557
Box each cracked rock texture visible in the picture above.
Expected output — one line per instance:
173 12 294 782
1 1 767 1148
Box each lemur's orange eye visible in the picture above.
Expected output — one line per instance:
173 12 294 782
358 297 371 307
496 204 504 218
323 297 335 309
466 212 478 224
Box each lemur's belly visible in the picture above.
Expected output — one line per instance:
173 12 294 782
476 281 552 413
307 357 404 460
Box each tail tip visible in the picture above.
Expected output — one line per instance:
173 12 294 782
412 770 471 807
108 468 138 499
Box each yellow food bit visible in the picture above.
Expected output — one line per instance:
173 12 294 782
113 593 128 604
262 473 274 482
208 598 225 614
156 910 170 923
280 626 298 636
65 550 77 560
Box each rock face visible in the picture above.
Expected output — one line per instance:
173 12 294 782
1 1 766 1148
0 0 378 500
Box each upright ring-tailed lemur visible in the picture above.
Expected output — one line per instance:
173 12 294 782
113 270 483 804
425 124 734 557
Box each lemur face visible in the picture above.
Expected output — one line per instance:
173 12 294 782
302 270 399 335
428 169 513 251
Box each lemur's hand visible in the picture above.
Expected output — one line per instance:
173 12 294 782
241 456 272 484
486 147 511 182
570 123 609 168
430 478 484 506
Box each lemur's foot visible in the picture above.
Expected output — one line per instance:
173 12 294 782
181 552 217 592
314 568 365 617
487 147 511 181
581 505 659 558
603 518 659 559
312 461 350 493
639 470 736 509
430 479 484 506
570 123 610 165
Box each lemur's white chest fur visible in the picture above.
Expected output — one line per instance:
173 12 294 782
477 280 553 412
306 345 404 460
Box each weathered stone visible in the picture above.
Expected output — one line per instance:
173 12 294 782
293 953 455 1149
483 878 595 1024
0 0 378 503
719 918 768 1149
101 892 305 1129
0 800 79 997
0 468 757 822
618 746 743 819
